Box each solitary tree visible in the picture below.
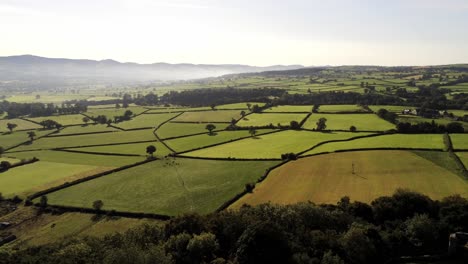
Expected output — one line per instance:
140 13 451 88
0 146 4 157
82 116 90 124
0 161 11 172
206 124 216 135
312 104 320 113
210 104 216 110
146 145 157 157
290 120 300 129
93 200 104 212
316 118 327 131
7 123 17 133
350 126 357 132
240 110 246 117
246 103 252 110
39 195 48 208
27 131 36 141
249 127 257 137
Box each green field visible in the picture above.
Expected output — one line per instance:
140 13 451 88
0 157 21 164
450 134 468 150
5 95 89 104
52 124 118 135
448 109 468 117
9 129 156 151
85 106 148 118
216 102 264 109
165 129 276 152
318 104 366 113
156 122 215 139
397 115 468 130
236 113 308 127
0 130 51 149
8 150 144 167
368 105 410 113
264 105 312 113
172 110 241 123
65 141 171 157
114 113 178 130
0 118 41 132
146 107 212 113
27 114 88 126
0 161 105 198
303 134 444 155
185 130 372 159
302 113 395 131
455 152 468 168
43 158 279 215
233 150 468 207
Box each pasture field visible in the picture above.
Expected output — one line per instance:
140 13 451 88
236 113 308 127
5 95 89 104
0 118 41 132
27 114 88 126
456 152 468 168
84 106 148 118
441 83 468 92
146 107 212 113
114 113 178 130
184 130 372 159
86 96 120 101
43 158 279 215
216 102 264 109
318 104 366 113
450 134 468 150
232 150 468 207
264 105 312 113
52 124 118 135
10 129 156 151
0 157 21 164
397 115 468 130
302 113 395 131
165 129 276 152
0 130 51 149
303 134 444 155
156 122 213 139
65 141 171 157
0 161 108 198
172 110 241 123
368 105 410 113
448 109 468 117
9 150 144 167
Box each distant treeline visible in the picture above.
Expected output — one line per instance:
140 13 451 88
0 101 88 118
1 190 467 263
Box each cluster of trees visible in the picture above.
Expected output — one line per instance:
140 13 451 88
38 119 62 130
0 101 87 118
397 121 464 134
1 190 467 264
376 109 398 123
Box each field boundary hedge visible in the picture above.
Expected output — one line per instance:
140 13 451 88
152 112 184 153
299 113 312 128
169 121 231 124
27 158 157 201
175 155 282 161
54 140 158 150
46 130 117 137
55 149 145 157
4 129 62 152
446 134 468 180
299 147 445 159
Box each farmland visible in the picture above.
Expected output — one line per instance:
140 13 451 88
43 159 279 215
450 133 468 150
113 113 178 130
171 110 241 123
302 113 395 131
236 113 308 127
27 114 88 126
0 118 41 132
232 150 468 207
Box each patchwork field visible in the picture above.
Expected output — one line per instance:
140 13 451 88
0 161 109 198
450 133 468 150
216 102 264 109
303 113 395 131
456 152 468 168
9 129 156 151
27 114 88 126
114 113 178 130
318 104 366 113
368 105 410 113
156 122 214 139
172 110 241 123
236 113 308 127
264 105 312 113
303 134 444 155
397 115 468 130
0 130 51 149
232 150 468 207
85 106 148 118
166 129 276 152
65 141 172 157
43 158 279 215
184 130 372 159
0 118 41 132
52 124 118 135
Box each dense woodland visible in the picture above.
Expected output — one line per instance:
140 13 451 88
1 190 467 264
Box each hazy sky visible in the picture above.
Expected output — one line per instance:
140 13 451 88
1 0 468 66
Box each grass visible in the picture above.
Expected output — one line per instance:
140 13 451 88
447 109 468 117
303 113 395 131
6 95 89 104
368 105 413 113
411 150 466 177
65 141 172 157
0 118 41 132
85 106 148 118
303 134 444 155
184 130 372 159
157 122 216 139
27 114 88 126
0 161 106 198
52 124 118 135
450 134 468 150
264 105 313 113
397 115 468 130
172 110 241 123
232 150 468 207
0 157 21 164
165 129 276 152
43 158 279 215
114 113 179 130
216 102 264 109
7 150 144 167
318 105 366 113
10 129 156 151
146 107 212 113
236 113 308 127
455 152 468 168
0 129 51 149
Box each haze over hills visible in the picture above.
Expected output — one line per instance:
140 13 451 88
0 55 304 84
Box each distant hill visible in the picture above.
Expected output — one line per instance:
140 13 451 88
0 55 304 83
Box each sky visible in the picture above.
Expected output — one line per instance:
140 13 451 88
1 0 468 66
